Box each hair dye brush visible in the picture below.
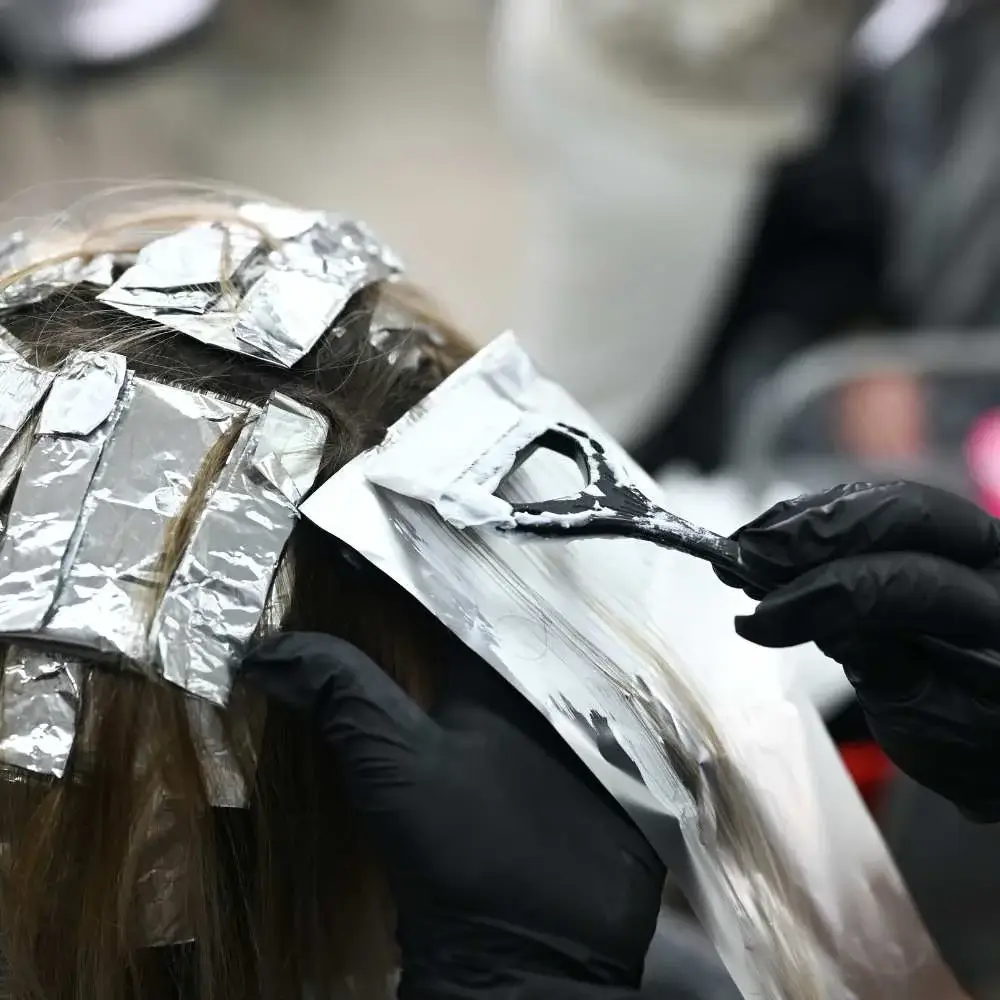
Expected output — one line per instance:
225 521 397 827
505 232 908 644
488 421 773 594
362 333 771 594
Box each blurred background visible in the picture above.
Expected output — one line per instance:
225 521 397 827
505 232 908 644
0 0 520 336
7 0 1000 997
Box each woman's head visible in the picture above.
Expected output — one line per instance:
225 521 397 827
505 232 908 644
0 185 474 1000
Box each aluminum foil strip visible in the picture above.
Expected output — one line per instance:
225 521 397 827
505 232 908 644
98 207 402 369
0 649 249 811
40 379 249 666
187 698 252 809
0 647 82 778
301 332 966 1000
0 351 128 634
0 343 56 501
0 230 116 312
154 393 328 705
135 789 195 947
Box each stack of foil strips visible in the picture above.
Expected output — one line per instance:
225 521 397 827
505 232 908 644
0 345 328 794
0 230 116 312
94 202 403 367
0 203 444 377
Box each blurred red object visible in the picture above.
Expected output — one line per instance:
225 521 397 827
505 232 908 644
839 740 893 810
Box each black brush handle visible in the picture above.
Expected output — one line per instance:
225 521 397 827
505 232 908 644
502 424 775 594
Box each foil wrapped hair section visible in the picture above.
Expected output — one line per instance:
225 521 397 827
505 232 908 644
0 337 57 502
41 378 248 668
0 647 81 779
0 347 328 706
0 229 116 312
96 204 403 368
154 393 327 706
0 351 129 636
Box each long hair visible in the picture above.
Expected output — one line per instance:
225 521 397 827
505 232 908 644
0 188 474 1000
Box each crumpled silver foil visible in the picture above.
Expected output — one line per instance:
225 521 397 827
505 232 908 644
301 332 967 1000
0 324 328 947
0 339 56 500
155 393 327 705
0 647 82 778
135 788 195 947
98 207 402 368
42 378 248 666
0 230 116 312
0 342 324 794
0 351 128 634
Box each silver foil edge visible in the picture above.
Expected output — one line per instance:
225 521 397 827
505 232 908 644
0 239 116 312
0 352 129 635
155 392 327 705
41 379 248 666
98 209 402 368
0 646 81 778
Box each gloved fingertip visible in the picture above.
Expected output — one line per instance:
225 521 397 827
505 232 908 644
734 613 778 647
734 605 813 648
241 631 350 671
713 564 747 591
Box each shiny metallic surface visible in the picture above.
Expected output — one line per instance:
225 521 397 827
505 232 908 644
155 392 327 705
186 697 252 809
0 231 116 312
135 791 195 947
0 345 55 498
98 210 402 368
0 647 82 778
302 333 963 1000
0 351 127 634
0 341 322 826
233 267 357 368
42 378 247 665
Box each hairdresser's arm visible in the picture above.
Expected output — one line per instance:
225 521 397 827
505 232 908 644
242 633 666 1000
715 482 1000 821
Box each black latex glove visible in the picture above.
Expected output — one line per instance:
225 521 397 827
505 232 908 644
715 481 1000 822
242 633 665 1000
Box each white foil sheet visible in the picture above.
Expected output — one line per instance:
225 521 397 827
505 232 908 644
0 647 82 778
301 332 966 1000
154 393 327 705
98 209 402 368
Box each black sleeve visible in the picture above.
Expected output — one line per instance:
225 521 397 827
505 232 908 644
631 75 887 474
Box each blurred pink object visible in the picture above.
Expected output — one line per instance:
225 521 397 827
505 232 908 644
838 374 926 461
965 408 1000 516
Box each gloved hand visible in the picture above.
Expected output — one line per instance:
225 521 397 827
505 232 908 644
242 632 665 1000
715 481 1000 822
